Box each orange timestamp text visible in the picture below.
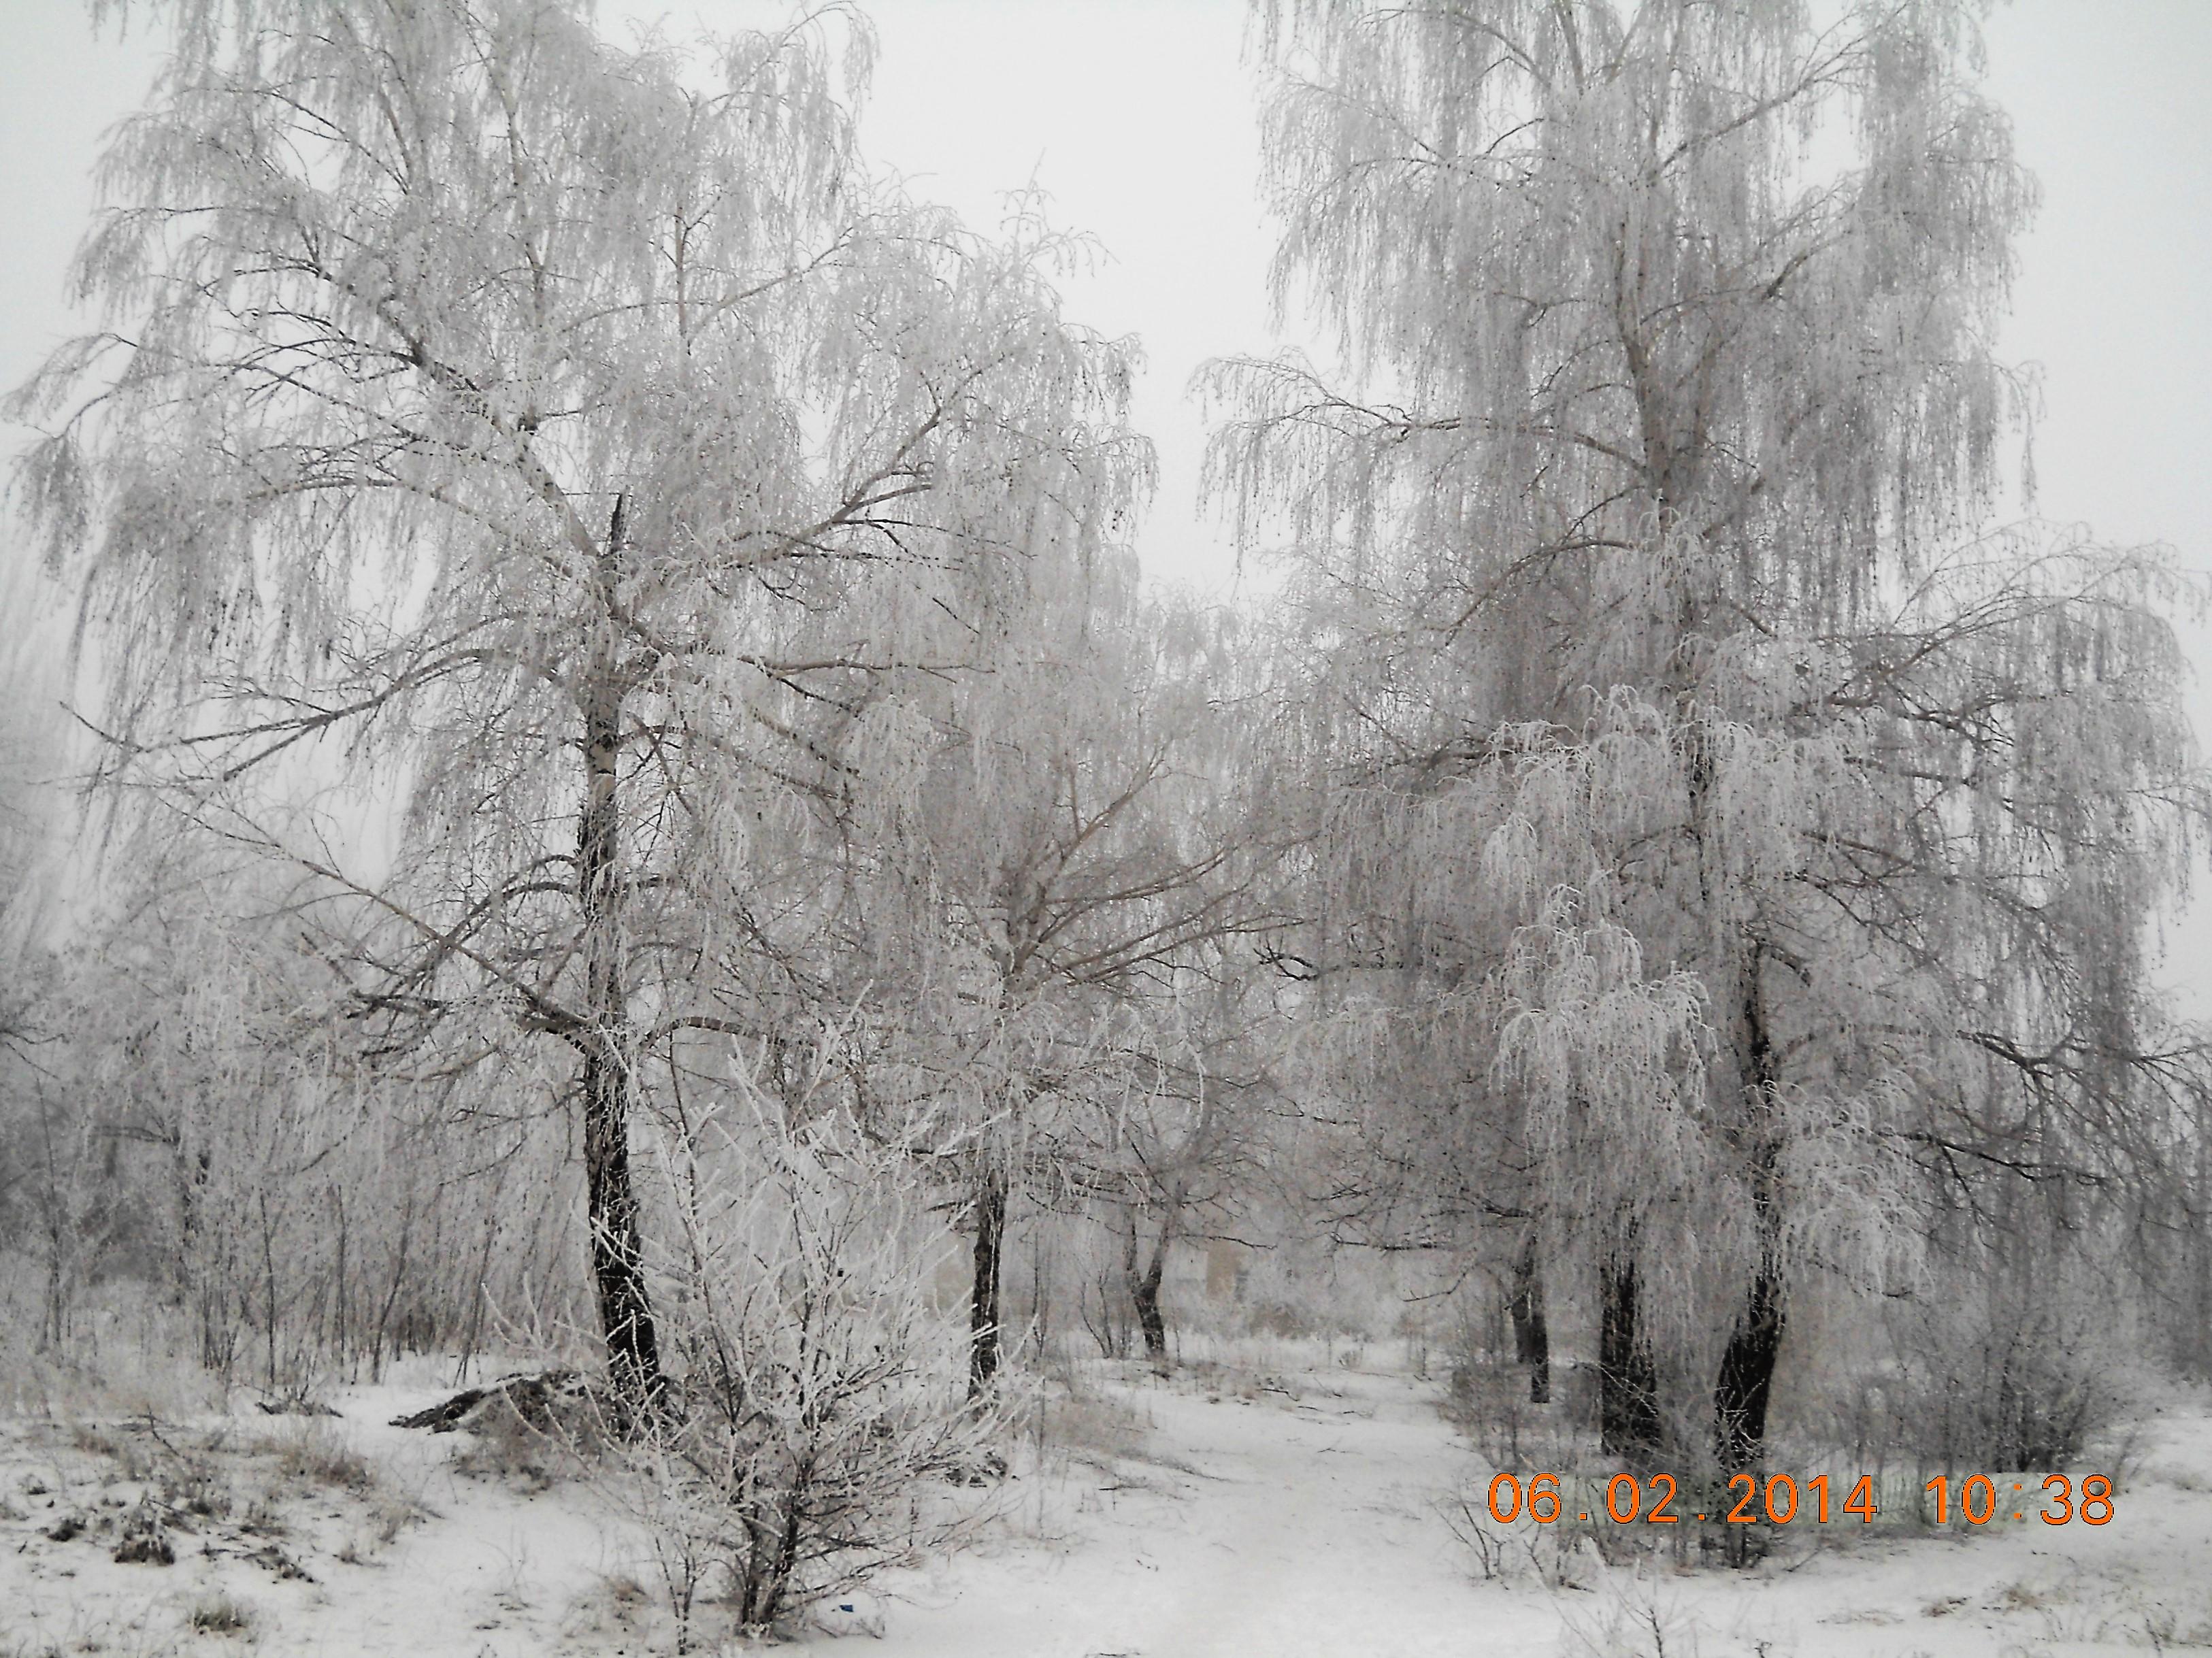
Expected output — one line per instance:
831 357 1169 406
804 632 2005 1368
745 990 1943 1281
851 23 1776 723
1484 1471 2116 1527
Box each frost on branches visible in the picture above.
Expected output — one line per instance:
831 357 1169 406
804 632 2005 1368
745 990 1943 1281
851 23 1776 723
8 0 1146 1402
1208 0 2207 1474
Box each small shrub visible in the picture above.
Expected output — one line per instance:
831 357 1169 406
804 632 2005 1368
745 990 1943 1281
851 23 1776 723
1818 1263 2143 1476
272 1423 376 1491
1035 1378 1153 1466
450 1399 557 1490
112 1499 175 1565
239 1488 288 1536
1246 1301 1310 1340
338 1493 433 1563
189 1594 254 1635
610 1117 1010 1647
1554 1568 1707 1658
1437 1480 1604 1589
1444 1353 1575 1474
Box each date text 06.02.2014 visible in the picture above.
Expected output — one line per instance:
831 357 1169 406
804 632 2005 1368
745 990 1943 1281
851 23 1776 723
1482 1472 2116 1527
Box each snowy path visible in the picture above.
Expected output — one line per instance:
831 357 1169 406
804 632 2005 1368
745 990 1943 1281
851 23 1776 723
842 1372 2212 1658
1102 1385 1510 1656
841 1370 1545 1658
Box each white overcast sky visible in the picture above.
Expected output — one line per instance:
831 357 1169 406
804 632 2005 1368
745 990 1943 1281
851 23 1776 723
4 0 2211 997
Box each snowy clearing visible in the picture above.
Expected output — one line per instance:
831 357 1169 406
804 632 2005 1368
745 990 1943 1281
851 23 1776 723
2 1356 2200 1658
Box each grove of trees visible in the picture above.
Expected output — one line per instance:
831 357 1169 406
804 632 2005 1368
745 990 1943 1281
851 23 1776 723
3 0 2208 1629
1206 0 2208 1484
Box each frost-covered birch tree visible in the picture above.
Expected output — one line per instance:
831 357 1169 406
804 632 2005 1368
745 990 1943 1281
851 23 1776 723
1212 0 2206 1472
9 0 1141 1405
840 546 1270 1387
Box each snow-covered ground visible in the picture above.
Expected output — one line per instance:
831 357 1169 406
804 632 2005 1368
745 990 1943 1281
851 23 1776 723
1 1356 2202 1656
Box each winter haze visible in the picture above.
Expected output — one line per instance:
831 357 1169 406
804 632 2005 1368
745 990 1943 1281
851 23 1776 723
3 3 2211 1655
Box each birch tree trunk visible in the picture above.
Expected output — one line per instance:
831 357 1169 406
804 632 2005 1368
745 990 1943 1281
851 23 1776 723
1506 1231 1551 1405
967 1166 1009 1397
1598 1233 1661 1467
1129 1228 1170 1365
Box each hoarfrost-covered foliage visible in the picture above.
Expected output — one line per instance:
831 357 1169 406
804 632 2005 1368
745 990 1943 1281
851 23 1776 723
838 540 1277 1384
3 5 2210 1634
618 1108 1004 1644
1209 0 2207 1472
7 0 1146 1399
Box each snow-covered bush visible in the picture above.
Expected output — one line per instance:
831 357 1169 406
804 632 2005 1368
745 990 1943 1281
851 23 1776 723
614 1114 1008 1646
1552 1565 1705 1658
1824 1260 2144 1475
1445 1350 1575 1474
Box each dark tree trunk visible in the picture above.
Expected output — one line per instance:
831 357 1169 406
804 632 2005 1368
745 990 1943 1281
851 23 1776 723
1131 1240 1168 1363
174 1144 227 1372
1713 1159 1787 1476
1118 1176 1181 1369
968 1167 1008 1397
1125 1202 1172 1367
1713 1254 1785 1476
577 495 663 1412
1713 950 1787 1476
1598 1242 1662 1465
580 1036 660 1407
1507 1232 1551 1405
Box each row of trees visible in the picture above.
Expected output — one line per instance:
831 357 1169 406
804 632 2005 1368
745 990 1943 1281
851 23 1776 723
7 0 1279 1409
1212 0 2209 1476
4 0 2209 1504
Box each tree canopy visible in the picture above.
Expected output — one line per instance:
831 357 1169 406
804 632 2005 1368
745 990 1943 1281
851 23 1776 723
9 0 1148 1397
2 0 2207 1548
1209 0 2207 1471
